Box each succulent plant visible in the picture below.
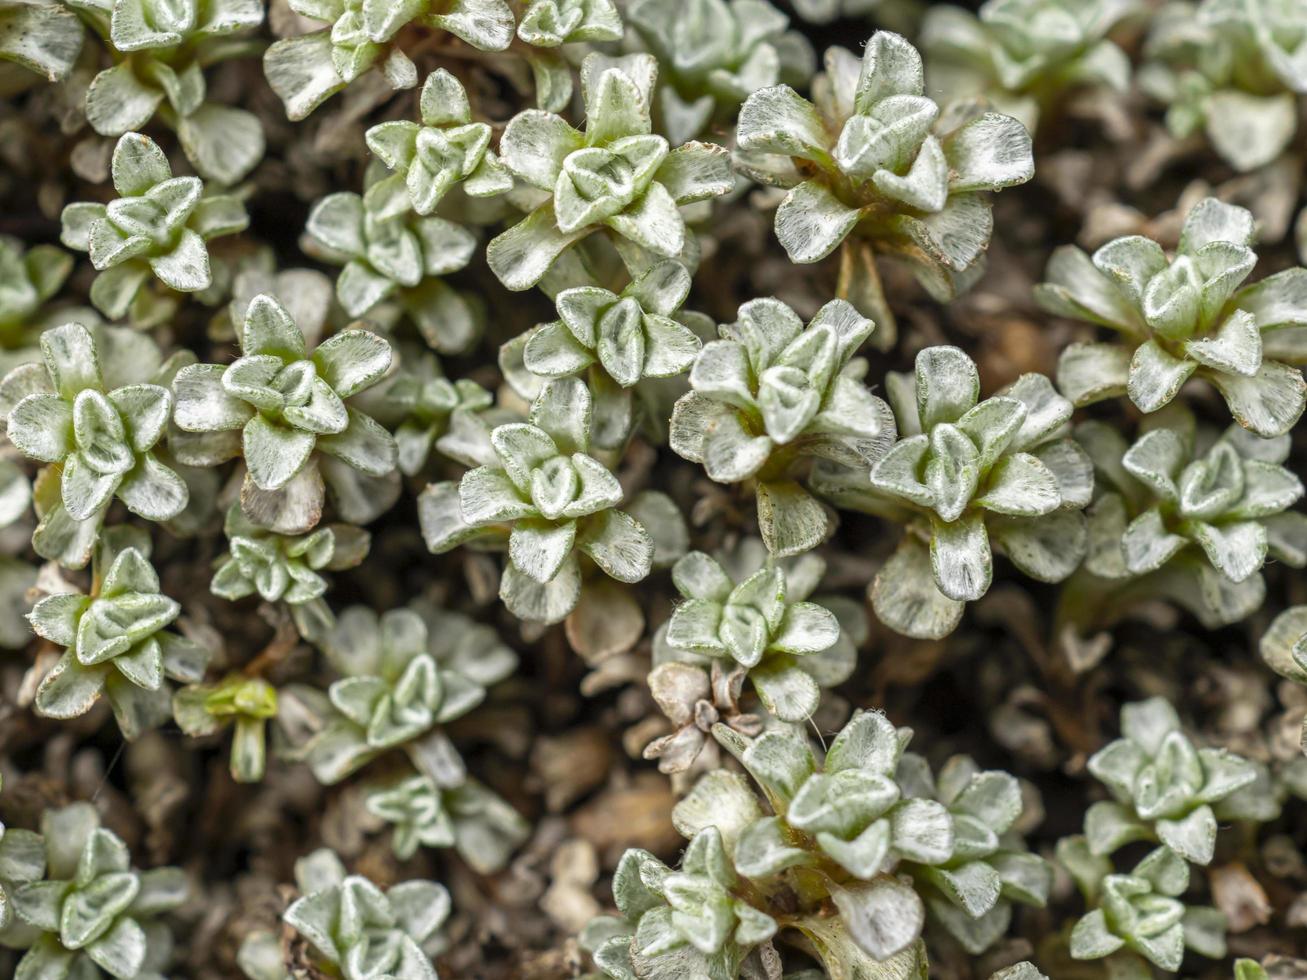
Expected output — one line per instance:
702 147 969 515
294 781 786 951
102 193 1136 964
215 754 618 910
263 0 513 120
1078 419 1307 626
303 190 482 355
210 505 370 622
1139 0 1307 173
363 69 512 218
172 293 397 532
816 345 1091 640
735 31 1033 321
0 0 84 82
1085 696 1260 865
1039 197 1307 437
59 133 249 321
365 772 530 873
921 0 1139 132
0 322 190 564
10 802 187 980
67 0 266 183
0 238 76 362
897 753 1051 954
421 378 657 623
626 0 815 145
28 530 209 739
722 711 1046 959
510 259 704 450
356 344 493 476
173 674 279 782
487 52 734 291
1065 843 1226 972
583 828 779 980
305 603 516 783
282 848 449 980
670 297 895 557
655 550 843 722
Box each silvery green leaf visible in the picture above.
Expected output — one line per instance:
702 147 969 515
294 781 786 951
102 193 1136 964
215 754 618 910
671 771 764 855
1212 359 1307 437
85 63 162 136
737 84 833 162
774 180 862 264
176 104 266 185
1057 342 1131 405
1127 340 1196 413
943 112 1033 192
1122 508 1187 574
830 877 925 961
872 536 965 639
501 552 582 623
0 0 84 81
755 480 830 558
990 511 1087 583
736 727 814 809
930 512 991 602
263 34 348 121
1206 90 1297 174
751 658 820 721
1155 805 1217 865
578 510 654 584
1187 518 1266 582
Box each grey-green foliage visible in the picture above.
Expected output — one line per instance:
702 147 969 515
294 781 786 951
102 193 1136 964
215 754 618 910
303 190 482 355
354 342 493 477
305 603 516 783
172 293 397 532
626 0 814 145
67 0 266 183
582 828 779 980
0 0 84 82
28 529 209 739
670 297 895 558
210 504 370 614
709 711 1046 961
282 848 449 980
896 753 1051 955
1140 0 1307 172
921 0 1138 132
0 238 76 363
655 548 847 723
508 259 706 451
365 772 529 874
364 69 512 218
1078 417 1307 626
1063 842 1225 972
1084 696 1262 865
818 345 1091 640
735 31 1033 301
60 133 248 322
488 53 734 291
0 322 190 563
0 775 46 942
262 0 513 120
1039 197 1307 438
9 802 187 980
420 378 657 624
516 0 620 47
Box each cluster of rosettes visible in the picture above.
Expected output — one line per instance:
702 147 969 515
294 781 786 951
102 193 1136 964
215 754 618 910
4 3 1307 979
587 710 1049 975
1058 698 1274 974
